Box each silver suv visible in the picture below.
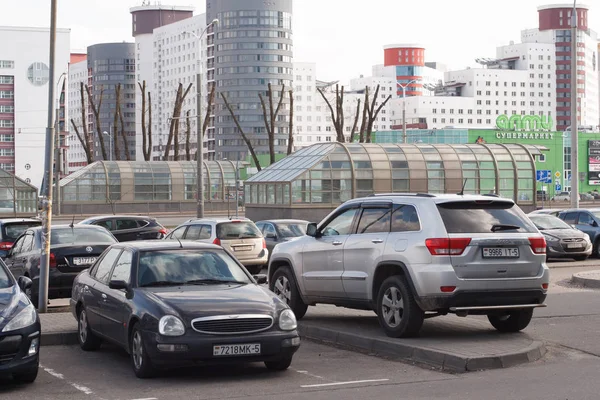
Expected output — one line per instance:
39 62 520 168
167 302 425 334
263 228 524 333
165 218 268 274
268 194 550 338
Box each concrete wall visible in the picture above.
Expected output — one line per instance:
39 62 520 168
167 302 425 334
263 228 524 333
61 200 239 216
245 206 334 223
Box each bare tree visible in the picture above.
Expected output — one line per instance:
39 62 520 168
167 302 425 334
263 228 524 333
197 84 217 161
287 89 294 155
259 83 286 164
365 84 392 143
138 81 152 161
85 84 108 160
359 88 369 143
350 99 361 143
70 83 93 164
163 83 193 161
147 92 153 161
119 103 130 160
112 84 122 160
185 110 192 161
221 93 262 171
318 84 345 143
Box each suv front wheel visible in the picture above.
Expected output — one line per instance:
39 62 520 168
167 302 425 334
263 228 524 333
270 266 308 319
376 276 424 338
487 309 533 333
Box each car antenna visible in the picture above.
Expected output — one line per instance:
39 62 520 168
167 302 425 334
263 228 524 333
457 178 468 196
69 215 75 228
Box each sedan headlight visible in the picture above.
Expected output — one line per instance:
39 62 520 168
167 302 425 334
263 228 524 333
158 315 185 336
2 304 37 333
544 235 559 242
278 309 297 331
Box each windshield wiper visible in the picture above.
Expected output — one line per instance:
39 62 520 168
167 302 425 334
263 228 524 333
140 281 185 287
185 279 247 285
491 224 521 232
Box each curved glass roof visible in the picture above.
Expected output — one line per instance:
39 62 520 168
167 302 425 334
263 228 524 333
0 169 38 215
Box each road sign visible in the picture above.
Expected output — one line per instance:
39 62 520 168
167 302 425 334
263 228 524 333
555 171 561 178
536 170 552 184
555 184 562 191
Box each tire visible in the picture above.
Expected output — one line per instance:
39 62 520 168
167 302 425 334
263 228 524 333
488 309 534 333
130 323 156 379
376 275 424 338
78 308 102 351
12 364 39 384
594 240 600 258
246 265 263 275
265 355 293 371
270 266 308 319
573 255 588 262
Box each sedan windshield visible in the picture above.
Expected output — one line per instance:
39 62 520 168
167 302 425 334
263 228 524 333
51 227 117 245
137 250 251 287
0 263 12 289
530 215 571 230
277 223 307 238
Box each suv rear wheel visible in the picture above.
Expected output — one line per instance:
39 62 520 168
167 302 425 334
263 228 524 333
376 276 424 338
270 266 308 319
488 309 533 332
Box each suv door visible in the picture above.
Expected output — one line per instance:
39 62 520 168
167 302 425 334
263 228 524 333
114 218 140 242
101 249 132 345
302 207 359 299
342 203 392 300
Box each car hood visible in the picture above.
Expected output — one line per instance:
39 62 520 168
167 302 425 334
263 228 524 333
140 284 284 321
542 228 587 240
0 285 29 326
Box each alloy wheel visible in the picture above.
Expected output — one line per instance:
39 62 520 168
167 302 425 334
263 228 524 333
79 310 88 343
273 276 291 304
381 286 404 328
132 331 143 370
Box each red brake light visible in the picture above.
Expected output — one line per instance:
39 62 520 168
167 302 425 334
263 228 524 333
262 238 267 249
440 286 456 293
49 253 57 268
425 238 471 256
213 238 221 246
0 242 13 250
529 237 546 254
159 228 168 235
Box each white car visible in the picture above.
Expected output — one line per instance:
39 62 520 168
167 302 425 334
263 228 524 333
551 192 571 202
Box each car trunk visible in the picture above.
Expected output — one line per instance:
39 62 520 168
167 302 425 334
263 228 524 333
216 221 264 261
435 199 545 280
51 244 112 273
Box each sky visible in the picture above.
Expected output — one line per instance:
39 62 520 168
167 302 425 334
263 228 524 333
2 0 599 82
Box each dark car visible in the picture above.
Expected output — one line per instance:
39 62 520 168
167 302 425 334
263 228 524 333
70 242 300 378
529 214 592 261
3 225 118 306
0 219 42 258
255 220 308 262
0 262 40 383
78 215 168 242
558 208 600 257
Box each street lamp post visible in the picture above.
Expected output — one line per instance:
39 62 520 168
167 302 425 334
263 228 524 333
396 79 421 144
184 18 219 219
102 130 113 161
570 0 579 208
235 159 239 218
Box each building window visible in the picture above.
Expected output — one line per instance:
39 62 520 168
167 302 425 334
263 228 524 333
0 60 14 69
0 76 14 84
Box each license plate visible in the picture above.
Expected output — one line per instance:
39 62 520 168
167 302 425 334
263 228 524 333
567 243 583 248
73 257 97 266
482 247 519 258
234 246 252 252
213 343 261 356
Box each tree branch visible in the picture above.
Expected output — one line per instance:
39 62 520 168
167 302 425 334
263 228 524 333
221 93 262 171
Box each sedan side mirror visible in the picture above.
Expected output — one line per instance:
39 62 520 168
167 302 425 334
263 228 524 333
306 223 319 238
17 276 32 292
109 280 129 291
253 274 268 285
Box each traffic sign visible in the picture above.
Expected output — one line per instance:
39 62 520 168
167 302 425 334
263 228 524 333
536 170 552 184
555 184 562 191
555 171 561 178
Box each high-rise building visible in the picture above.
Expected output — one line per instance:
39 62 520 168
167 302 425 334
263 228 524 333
0 26 70 188
207 0 294 161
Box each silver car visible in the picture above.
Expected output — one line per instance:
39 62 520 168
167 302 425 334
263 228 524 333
528 214 591 261
268 194 550 338
165 218 268 275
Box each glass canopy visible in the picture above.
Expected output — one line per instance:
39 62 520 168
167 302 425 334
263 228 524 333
0 169 38 215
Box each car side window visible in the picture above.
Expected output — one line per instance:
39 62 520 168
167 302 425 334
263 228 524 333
321 208 359 237
20 233 34 253
264 224 277 238
391 205 421 232
136 220 149 228
93 248 121 285
563 212 578 224
578 213 595 226
356 208 391 234
96 220 114 231
169 226 187 240
199 225 212 240
184 224 202 240
116 219 138 230
255 223 264 233
110 250 132 284
10 235 25 255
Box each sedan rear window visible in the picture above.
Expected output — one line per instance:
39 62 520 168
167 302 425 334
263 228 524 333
51 228 117 245
277 223 307 238
216 222 261 240
3 222 41 241
437 201 537 234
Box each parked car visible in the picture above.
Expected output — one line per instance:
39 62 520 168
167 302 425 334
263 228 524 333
580 193 595 201
165 218 268 275
0 218 42 258
268 193 549 338
255 220 309 263
536 191 548 201
551 191 571 201
70 241 300 378
3 225 118 306
528 214 591 261
557 208 600 257
0 261 39 383
78 215 168 242
590 191 600 200
528 209 562 217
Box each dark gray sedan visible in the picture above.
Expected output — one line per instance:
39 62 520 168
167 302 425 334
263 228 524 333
529 214 592 261
255 220 308 263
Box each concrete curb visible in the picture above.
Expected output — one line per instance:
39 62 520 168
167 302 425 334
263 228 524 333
297 324 546 373
41 331 79 347
572 270 600 288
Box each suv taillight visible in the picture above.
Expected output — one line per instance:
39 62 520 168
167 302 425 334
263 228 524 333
425 238 471 256
213 238 221 246
0 242 13 250
529 237 546 254
262 238 267 249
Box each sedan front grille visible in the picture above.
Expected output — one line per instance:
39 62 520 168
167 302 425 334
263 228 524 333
191 314 274 335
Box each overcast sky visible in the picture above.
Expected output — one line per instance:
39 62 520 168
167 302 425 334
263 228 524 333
3 0 599 82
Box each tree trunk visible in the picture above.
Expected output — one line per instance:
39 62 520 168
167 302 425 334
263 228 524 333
202 84 216 136
260 83 286 164
359 88 369 143
119 104 130 160
164 84 183 161
221 93 262 171
365 84 382 143
350 99 361 143
85 84 107 160
112 84 122 160
75 82 93 164
147 92 152 161
287 89 294 155
70 119 92 164
318 85 345 143
138 81 148 161
185 110 191 161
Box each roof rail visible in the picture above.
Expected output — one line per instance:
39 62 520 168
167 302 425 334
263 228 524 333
367 193 436 198
482 193 500 198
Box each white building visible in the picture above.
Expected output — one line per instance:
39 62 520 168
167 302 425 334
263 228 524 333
0 26 70 188
66 56 90 172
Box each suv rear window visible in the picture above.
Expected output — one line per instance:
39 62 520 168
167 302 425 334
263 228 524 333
3 222 41 241
216 222 261 240
436 201 537 234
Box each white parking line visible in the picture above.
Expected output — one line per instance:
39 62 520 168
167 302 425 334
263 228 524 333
40 364 95 396
301 379 390 388
293 369 327 381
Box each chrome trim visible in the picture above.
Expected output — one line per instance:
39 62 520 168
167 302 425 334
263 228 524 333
449 304 547 312
28 331 40 338
191 314 274 335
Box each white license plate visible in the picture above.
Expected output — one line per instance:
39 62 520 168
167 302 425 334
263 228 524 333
234 246 252 252
73 257 97 266
213 343 261 356
567 243 583 248
482 247 519 258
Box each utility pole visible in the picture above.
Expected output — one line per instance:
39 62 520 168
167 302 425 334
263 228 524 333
54 104 60 216
39 0 58 313
235 159 239 218
570 0 579 208
397 79 421 144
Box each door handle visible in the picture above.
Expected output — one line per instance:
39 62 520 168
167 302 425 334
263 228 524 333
332 241 343 246
101 294 107 301
371 239 384 244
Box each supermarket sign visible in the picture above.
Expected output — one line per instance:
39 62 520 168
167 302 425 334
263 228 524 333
496 115 554 131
